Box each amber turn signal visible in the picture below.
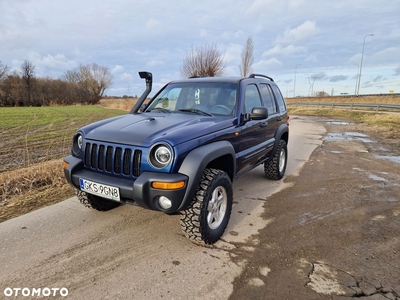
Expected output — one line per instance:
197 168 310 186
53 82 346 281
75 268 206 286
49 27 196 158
63 161 69 168
151 181 185 190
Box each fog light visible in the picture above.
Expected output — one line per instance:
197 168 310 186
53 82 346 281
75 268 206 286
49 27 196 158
158 196 172 209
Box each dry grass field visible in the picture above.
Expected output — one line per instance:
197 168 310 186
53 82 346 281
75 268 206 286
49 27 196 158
0 105 126 222
1 95 399 223
286 95 400 139
98 97 138 111
285 94 400 105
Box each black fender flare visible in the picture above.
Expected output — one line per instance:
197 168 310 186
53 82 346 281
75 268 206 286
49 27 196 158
268 123 289 159
177 141 236 211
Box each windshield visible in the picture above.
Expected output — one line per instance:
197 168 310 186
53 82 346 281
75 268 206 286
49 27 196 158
145 82 238 116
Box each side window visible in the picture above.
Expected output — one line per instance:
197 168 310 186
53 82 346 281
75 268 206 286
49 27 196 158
244 84 262 113
149 87 181 110
259 84 277 115
271 85 286 113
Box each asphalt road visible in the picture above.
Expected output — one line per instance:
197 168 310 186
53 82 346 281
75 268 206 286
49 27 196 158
2 116 398 300
0 116 324 299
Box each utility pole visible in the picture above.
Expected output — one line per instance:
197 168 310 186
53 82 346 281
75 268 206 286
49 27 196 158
356 34 374 96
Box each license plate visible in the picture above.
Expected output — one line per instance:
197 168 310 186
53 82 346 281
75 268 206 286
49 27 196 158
79 178 121 201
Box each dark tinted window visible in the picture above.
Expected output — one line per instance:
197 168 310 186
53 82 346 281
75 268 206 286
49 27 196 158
271 85 286 113
244 84 262 113
259 84 277 115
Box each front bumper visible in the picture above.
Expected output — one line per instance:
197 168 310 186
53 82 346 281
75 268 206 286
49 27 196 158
63 155 188 212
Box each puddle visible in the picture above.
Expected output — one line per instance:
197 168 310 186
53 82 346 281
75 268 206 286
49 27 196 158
368 173 387 181
324 132 373 143
326 121 354 126
375 155 400 164
330 151 343 154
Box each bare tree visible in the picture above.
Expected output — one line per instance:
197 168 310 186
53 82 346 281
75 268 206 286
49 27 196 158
180 44 226 78
21 60 35 105
63 63 113 104
90 63 113 100
0 61 9 81
239 37 254 77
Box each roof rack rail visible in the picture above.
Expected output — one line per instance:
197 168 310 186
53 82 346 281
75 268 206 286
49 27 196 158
248 74 274 82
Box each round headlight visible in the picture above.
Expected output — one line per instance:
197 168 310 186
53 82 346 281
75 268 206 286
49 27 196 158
149 144 172 168
77 135 83 150
155 146 171 164
72 133 83 156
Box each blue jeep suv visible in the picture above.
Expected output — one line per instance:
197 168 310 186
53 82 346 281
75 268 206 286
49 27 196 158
63 72 289 244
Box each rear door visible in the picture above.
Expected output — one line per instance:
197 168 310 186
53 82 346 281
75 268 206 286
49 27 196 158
236 84 270 175
259 83 280 146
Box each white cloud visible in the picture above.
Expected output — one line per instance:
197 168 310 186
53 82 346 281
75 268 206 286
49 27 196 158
262 44 307 57
246 0 276 15
111 65 125 74
224 43 242 64
199 29 208 38
222 30 244 40
371 47 400 64
288 0 305 9
147 59 165 67
119 72 133 82
274 20 320 45
145 19 161 33
305 54 318 63
11 52 76 76
389 27 400 38
253 58 283 72
394 65 400 76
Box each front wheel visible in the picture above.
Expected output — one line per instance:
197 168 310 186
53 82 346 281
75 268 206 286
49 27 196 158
264 140 288 180
180 168 233 244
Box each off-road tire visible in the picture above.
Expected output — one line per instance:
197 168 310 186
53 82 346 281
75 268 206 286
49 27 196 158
264 139 287 180
76 190 120 211
180 168 233 245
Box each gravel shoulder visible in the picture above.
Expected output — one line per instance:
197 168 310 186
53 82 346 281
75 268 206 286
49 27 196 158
228 116 400 299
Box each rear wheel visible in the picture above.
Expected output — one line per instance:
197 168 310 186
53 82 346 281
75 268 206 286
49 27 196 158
76 190 120 211
264 140 287 180
180 168 233 244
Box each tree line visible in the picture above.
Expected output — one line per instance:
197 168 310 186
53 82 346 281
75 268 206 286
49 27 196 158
0 38 254 107
0 60 112 107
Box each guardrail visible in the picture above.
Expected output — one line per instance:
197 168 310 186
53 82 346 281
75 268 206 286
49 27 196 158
287 102 400 112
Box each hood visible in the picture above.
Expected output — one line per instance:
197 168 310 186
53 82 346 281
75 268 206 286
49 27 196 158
81 112 235 147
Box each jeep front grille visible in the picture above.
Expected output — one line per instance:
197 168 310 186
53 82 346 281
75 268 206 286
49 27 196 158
84 142 142 177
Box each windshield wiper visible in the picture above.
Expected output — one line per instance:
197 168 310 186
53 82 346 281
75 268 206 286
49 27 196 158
178 108 212 116
148 107 171 113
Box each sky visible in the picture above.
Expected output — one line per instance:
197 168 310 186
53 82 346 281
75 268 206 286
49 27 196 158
1 0 399 98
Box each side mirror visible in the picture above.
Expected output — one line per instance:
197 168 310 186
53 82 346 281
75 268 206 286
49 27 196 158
244 106 268 121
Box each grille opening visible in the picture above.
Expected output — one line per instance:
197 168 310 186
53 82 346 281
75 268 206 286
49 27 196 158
114 147 122 173
91 144 97 168
123 149 132 175
106 146 113 172
98 145 105 170
84 142 141 177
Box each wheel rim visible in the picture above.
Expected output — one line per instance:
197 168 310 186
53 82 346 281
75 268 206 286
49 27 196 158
207 186 227 230
279 148 286 174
